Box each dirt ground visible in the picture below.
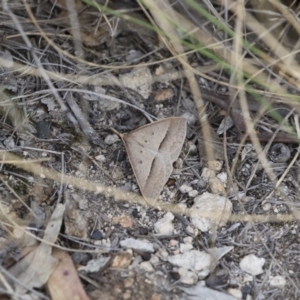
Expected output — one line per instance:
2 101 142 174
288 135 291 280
1 1 300 299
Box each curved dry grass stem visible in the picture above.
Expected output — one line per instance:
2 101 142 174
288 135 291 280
1 150 299 224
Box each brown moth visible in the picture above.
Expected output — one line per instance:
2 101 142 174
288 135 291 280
115 117 187 204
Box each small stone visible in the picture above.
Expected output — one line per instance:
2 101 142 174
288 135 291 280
227 288 243 299
180 243 193 253
150 255 160 265
123 277 134 288
209 177 226 195
179 184 193 194
186 226 195 235
183 236 193 244
201 167 216 179
78 198 88 210
262 203 271 211
188 142 197 154
178 267 198 285
90 229 104 240
139 261 154 272
190 192 232 232
154 88 174 102
240 254 265 276
188 190 198 198
168 250 212 279
120 238 154 252
112 215 133 228
207 160 223 172
154 212 174 235
170 239 179 247
123 290 132 300
217 172 227 184
156 248 169 261
78 257 110 273
119 67 152 99
182 112 197 125
111 250 133 268
269 275 286 288
95 154 106 162
105 134 119 145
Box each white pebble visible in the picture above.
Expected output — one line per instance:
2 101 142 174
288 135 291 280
139 261 154 272
179 184 193 194
168 250 212 279
120 238 154 252
217 172 228 184
180 243 193 253
240 254 265 276
105 134 119 145
188 190 198 197
269 275 286 288
95 154 106 162
178 267 198 285
182 112 197 125
154 212 174 235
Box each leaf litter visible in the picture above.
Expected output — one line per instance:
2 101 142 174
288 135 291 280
0 0 300 299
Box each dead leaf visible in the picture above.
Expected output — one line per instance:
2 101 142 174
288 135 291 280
47 249 89 300
7 204 65 294
117 117 186 204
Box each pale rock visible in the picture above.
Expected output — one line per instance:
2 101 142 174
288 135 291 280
111 250 133 268
243 274 254 283
262 203 272 211
4 136 15 149
178 267 198 285
154 212 174 235
120 238 154 252
95 154 106 162
240 254 265 276
190 192 232 232
188 189 198 198
188 142 197 154
182 112 197 125
228 288 243 299
186 226 195 235
119 67 152 99
207 160 223 172
179 184 193 194
170 239 179 247
105 134 119 145
269 275 286 288
78 198 89 210
156 248 170 261
201 167 216 179
209 177 226 195
217 172 228 184
183 236 193 244
167 250 212 279
180 243 193 253
75 170 81 177
130 256 143 268
78 257 110 273
150 254 160 265
123 277 134 288
139 261 154 272
111 215 133 228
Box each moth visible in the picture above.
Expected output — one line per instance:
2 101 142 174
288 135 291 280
115 117 187 203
